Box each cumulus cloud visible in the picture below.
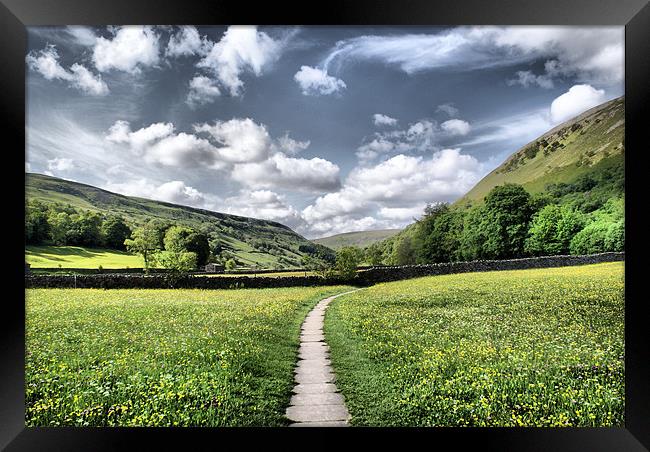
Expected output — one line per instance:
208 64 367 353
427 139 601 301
321 26 623 86
356 117 473 164
194 118 272 163
373 114 398 127
223 190 304 229
507 70 554 89
93 26 160 73
166 26 211 58
303 149 482 235
106 120 223 168
275 133 310 155
231 152 340 192
550 84 606 124
47 157 75 172
105 178 215 209
441 119 471 136
436 103 459 117
186 75 221 108
197 26 289 96
294 66 346 96
26 45 109 95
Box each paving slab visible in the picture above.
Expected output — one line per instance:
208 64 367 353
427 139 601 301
290 392 345 406
286 405 350 422
289 421 349 427
292 383 339 394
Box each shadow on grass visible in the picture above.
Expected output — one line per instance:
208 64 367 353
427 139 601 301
26 246 131 259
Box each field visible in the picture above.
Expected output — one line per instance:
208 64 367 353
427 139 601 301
313 229 401 250
26 245 144 269
325 262 624 427
25 285 352 426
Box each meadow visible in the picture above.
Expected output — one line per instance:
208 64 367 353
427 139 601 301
26 245 143 269
25 285 352 426
325 262 624 427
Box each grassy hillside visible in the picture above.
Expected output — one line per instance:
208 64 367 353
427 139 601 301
26 173 330 269
313 229 401 250
459 96 624 204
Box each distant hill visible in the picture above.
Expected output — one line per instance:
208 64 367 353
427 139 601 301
26 173 332 269
313 229 401 250
458 96 624 204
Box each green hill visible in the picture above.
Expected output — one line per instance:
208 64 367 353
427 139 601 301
26 173 332 269
313 229 401 250
459 96 624 204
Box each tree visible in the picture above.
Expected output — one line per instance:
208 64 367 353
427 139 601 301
335 246 363 278
413 203 464 263
525 204 585 256
25 201 50 245
391 235 416 265
185 232 210 267
155 250 197 273
48 211 72 246
101 216 131 250
157 225 200 272
124 221 162 272
364 242 384 266
225 258 237 271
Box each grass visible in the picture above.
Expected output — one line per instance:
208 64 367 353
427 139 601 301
460 96 624 203
25 285 352 426
325 262 624 427
26 245 144 269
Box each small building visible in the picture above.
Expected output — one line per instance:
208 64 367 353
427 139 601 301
204 263 225 274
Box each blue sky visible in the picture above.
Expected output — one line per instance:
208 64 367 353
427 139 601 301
26 26 623 238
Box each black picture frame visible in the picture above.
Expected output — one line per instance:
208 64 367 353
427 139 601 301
2 0 648 449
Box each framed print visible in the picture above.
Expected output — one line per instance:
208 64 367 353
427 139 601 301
2 0 649 449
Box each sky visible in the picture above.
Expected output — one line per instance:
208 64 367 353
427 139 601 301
25 25 624 238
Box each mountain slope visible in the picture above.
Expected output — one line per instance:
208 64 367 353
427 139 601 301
313 229 401 250
26 173 331 269
459 96 624 204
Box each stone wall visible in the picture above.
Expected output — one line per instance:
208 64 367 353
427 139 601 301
25 252 624 290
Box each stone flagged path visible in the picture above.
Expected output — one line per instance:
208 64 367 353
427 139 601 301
286 290 359 427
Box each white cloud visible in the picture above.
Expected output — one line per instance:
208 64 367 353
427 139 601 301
321 26 623 86
93 26 160 73
166 26 210 58
275 133 310 155
47 157 75 172
197 25 288 96
231 152 340 192
186 75 221 108
441 119 471 136
65 26 97 46
223 190 304 229
105 120 223 168
507 70 554 89
303 149 482 234
550 84 606 124
104 178 216 209
373 114 398 127
378 205 427 221
294 66 346 96
436 103 459 117
194 118 272 163
26 45 109 96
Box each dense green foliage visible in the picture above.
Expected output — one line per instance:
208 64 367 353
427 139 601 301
325 263 624 426
25 286 352 426
26 200 132 250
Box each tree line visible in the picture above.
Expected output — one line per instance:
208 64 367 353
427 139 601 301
359 181 624 267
